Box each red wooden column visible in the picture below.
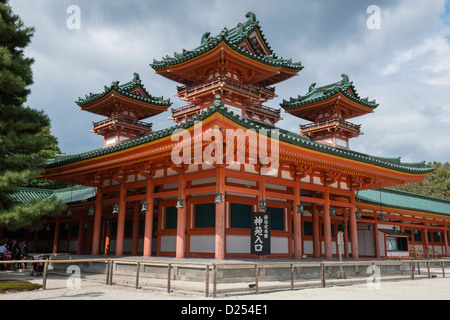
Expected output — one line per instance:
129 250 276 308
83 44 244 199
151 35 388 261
77 213 84 254
143 177 154 257
374 218 380 258
215 165 226 260
444 227 449 257
323 186 332 259
116 182 127 256
53 217 60 254
349 191 359 259
176 169 186 258
293 176 302 259
91 187 103 255
424 228 429 258
312 203 320 258
131 201 140 255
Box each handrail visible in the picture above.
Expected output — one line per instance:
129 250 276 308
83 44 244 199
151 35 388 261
301 119 361 132
93 115 153 130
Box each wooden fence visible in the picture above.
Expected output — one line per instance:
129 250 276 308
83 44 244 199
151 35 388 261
0 258 449 297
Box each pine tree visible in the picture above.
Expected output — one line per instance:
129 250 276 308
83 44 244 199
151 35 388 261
0 0 65 231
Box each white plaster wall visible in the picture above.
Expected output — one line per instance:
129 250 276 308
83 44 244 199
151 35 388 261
190 235 215 253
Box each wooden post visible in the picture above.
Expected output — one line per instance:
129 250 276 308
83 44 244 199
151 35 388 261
255 264 259 295
135 262 140 289
442 261 446 278
53 217 60 254
109 260 114 285
106 259 111 285
427 261 431 279
410 261 415 280
205 264 209 298
321 262 326 288
213 264 217 298
42 259 49 289
290 264 294 290
167 263 171 293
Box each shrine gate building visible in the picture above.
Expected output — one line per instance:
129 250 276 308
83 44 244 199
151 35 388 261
27 13 450 259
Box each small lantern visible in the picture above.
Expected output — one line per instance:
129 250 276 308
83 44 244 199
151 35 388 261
329 207 336 216
378 212 386 222
297 203 304 214
258 199 267 211
355 209 362 219
413 228 418 235
112 204 119 215
214 192 223 204
176 198 184 209
141 201 149 212
341 221 347 229
67 209 73 217
393 225 397 232
88 206 95 216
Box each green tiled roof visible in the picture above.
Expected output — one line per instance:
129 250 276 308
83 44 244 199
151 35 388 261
8 188 55 203
8 186 96 205
357 188 450 216
280 74 379 109
76 73 172 107
150 12 303 74
44 97 434 176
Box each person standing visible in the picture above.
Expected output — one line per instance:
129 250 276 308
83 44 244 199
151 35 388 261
0 241 7 270
20 241 28 269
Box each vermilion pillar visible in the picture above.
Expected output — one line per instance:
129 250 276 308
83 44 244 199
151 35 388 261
143 178 154 257
444 228 449 257
374 219 380 258
312 203 320 258
53 217 60 254
349 191 359 259
77 214 84 254
323 187 332 259
176 172 186 258
91 188 103 255
131 202 140 255
293 177 302 259
115 182 127 256
215 166 226 260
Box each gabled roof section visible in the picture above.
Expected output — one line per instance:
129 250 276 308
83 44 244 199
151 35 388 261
45 99 434 176
7 186 96 205
76 73 172 116
150 12 303 84
281 74 379 110
357 188 450 216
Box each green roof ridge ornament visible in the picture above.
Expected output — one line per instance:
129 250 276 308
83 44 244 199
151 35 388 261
341 74 349 83
133 72 140 83
201 32 211 45
245 12 257 26
309 83 317 93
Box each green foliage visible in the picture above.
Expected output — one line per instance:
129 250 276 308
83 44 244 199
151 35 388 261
0 0 65 230
393 162 450 200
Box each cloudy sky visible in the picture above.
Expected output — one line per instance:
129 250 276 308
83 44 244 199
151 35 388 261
9 0 450 164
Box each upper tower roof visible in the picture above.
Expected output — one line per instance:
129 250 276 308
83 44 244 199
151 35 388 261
76 73 172 119
281 74 378 122
150 12 303 86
